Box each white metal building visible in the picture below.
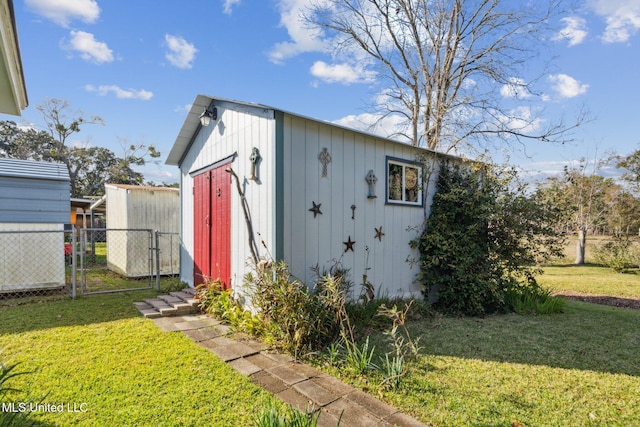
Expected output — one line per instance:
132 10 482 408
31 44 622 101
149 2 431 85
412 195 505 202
166 95 461 299
0 158 70 292
104 183 179 277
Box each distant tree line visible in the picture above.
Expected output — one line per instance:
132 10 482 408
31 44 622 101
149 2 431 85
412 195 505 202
0 98 161 198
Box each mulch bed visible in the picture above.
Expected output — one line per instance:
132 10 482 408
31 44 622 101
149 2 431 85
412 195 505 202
555 291 640 310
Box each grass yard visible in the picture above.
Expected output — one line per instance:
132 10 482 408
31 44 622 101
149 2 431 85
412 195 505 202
0 291 283 427
382 300 640 426
2 257 639 427
539 265 640 299
315 261 640 427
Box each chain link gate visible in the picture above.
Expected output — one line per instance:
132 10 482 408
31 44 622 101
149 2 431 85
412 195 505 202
78 228 155 295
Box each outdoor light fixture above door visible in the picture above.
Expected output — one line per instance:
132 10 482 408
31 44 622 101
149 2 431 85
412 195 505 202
199 107 217 127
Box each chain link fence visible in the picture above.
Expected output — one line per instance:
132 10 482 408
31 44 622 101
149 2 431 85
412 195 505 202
0 228 74 303
0 228 181 304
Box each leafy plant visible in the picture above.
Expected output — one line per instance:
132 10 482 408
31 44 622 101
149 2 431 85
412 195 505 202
410 161 566 315
380 352 404 390
245 260 351 357
196 279 264 336
0 362 35 427
254 400 328 427
342 335 378 375
504 281 565 314
593 239 640 272
377 301 422 361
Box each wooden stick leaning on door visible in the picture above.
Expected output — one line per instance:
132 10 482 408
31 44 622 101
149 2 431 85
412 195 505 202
225 167 259 265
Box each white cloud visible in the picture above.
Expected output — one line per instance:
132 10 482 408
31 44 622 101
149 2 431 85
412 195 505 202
310 61 376 85
548 74 589 98
500 77 532 99
174 104 192 114
25 0 100 27
164 34 197 69
65 31 114 64
499 106 544 135
85 84 153 100
589 0 640 43
553 16 588 46
333 112 408 141
268 0 327 63
222 0 241 15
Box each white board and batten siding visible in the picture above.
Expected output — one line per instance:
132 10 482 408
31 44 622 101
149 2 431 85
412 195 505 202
176 100 276 289
281 114 439 299
167 95 452 300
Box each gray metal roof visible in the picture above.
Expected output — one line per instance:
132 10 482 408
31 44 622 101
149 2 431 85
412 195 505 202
0 158 70 223
0 158 69 181
165 94 456 167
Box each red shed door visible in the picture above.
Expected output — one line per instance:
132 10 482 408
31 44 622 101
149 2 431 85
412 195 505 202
193 164 231 288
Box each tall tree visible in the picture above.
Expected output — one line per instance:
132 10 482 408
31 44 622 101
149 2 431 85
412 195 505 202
35 98 105 197
536 162 618 264
0 99 160 197
0 120 54 161
306 0 585 151
617 147 640 194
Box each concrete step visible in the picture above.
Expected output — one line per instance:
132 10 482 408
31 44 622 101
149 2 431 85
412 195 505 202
135 288 201 318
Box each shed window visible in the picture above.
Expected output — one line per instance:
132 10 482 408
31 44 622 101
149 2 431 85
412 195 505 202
386 157 423 207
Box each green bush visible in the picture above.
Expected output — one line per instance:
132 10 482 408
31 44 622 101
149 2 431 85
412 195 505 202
504 281 565 314
196 280 264 337
246 261 350 357
593 239 640 272
410 161 565 316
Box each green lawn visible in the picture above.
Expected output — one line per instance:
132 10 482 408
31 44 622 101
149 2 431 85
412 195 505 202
316 262 640 427
2 262 640 427
381 300 640 426
0 291 282 427
538 265 640 298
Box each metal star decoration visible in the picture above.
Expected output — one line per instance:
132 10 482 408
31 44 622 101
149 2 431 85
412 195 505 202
374 226 385 241
308 201 322 218
343 236 356 252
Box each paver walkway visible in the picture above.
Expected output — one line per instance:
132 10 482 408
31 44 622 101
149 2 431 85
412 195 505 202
146 313 428 427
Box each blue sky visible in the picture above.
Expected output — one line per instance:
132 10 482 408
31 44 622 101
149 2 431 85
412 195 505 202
3 0 640 185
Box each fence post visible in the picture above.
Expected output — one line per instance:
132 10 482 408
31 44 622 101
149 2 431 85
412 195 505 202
155 230 161 291
71 228 77 299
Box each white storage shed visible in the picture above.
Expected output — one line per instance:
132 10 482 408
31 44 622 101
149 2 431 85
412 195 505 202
104 183 179 277
0 158 70 292
166 95 462 299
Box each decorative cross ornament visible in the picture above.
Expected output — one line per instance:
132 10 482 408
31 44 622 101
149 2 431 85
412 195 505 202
318 147 332 178
249 147 261 181
309 201 323 218
365 170 378 198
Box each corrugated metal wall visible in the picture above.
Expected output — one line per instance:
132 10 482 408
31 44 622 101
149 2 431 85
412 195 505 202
0 158 70 224
105 184 179 277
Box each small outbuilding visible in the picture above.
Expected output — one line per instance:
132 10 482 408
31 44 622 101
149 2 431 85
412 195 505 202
104 183 179 277
166 95 462 299
0 158 70 292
